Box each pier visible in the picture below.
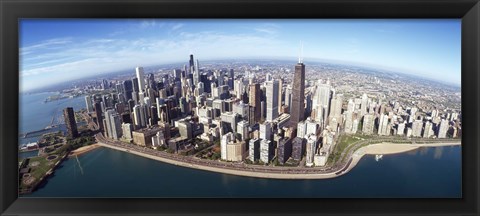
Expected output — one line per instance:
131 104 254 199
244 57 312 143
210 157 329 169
22 128 50 138
20 112 62 138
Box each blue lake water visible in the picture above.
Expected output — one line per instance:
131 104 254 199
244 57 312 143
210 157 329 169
18 92 86 160
24 145 461 198
18 92 86 147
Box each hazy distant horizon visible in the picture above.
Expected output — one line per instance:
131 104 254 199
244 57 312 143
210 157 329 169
21 56 461 94
20 19 461 92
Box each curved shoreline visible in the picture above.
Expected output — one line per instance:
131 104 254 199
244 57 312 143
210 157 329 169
342 142 461 175
68 143 101 157
94 141 461 180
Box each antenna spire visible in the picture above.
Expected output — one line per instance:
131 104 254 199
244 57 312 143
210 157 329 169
301 41 304 63
298 41 304 64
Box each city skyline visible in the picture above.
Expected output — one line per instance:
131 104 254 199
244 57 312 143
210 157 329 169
20 19 461 92
18 48 462 197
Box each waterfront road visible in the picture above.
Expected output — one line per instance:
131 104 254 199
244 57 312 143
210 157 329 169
83 113 461 179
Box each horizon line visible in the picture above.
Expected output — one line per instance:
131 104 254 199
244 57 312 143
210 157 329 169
20 56 461 93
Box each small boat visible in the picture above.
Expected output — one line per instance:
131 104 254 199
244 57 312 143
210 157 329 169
375 154 383 161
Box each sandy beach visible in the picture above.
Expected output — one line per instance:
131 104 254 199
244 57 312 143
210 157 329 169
69 143 101 157
95 141 460 180
344 142 462 174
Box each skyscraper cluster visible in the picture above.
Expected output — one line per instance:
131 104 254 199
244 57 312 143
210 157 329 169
84 53 461 167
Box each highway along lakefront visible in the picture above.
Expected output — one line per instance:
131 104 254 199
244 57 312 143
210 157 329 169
93 132 461 180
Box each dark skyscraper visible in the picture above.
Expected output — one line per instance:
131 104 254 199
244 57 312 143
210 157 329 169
189 54 195 74
132 77 139 93
290 60 306 126
123 80 133 101
147 73 156 90
63 107 78 138
94 101 104 132
249 83 261 123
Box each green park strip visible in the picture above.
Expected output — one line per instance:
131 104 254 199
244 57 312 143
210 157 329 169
19 130 97 195
331 134 461 164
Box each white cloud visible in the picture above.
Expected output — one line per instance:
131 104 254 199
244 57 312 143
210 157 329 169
20 29 291 91
20 37 73 55
253 23 279 35
171 23 184 31
140 20 157 28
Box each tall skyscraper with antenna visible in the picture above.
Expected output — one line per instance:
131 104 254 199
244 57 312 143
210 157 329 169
290 42 306 127
189 54 195 75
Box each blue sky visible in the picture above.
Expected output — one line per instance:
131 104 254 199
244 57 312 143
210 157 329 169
20 19 461 92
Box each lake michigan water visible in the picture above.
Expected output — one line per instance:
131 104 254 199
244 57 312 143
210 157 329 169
19 92 462 198
18 92 86 159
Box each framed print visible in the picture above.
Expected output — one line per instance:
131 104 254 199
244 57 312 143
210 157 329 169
1 0 479 215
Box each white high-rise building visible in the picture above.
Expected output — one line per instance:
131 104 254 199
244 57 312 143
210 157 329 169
260 139 273 163
312 79 332 126
423 121 434 138
265 79 279 121
226 141 245 162
233 101 249 119
133 104 147 129
411 119 423 137
85 95 94 113
156 97 163 119
352 119 359 134
305 135 317 167
104 109 115 139
234 79 244 99
329 117 339 132
329 94 343 120
347 99 355 113
151 131 165 148
397 122 406 136
143 96 151 108
136 66 146 93
437 119 449 138
259 121 272 140
236 120 249 141
344 111 354 134
305 118 318 136
104 109 122 140
362 114 374 134
378 114 389 136
122 123 133 140
221 132 235 160
360 93 368 116
284 85 292 109
266 73 272 82
138 92 145 105
296 121 307 138
410 107 418 117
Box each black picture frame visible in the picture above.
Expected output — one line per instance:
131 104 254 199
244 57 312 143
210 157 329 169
1 0 479 215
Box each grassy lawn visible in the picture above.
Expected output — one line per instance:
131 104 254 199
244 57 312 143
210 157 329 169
20 131 100 193
328 133 376 164
27 156 51 180
20 137 72 191
353 133 373 139
326 134 460 166
335 135 362 153
327 134 362 164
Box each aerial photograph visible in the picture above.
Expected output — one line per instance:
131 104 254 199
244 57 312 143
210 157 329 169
18 19 461 198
